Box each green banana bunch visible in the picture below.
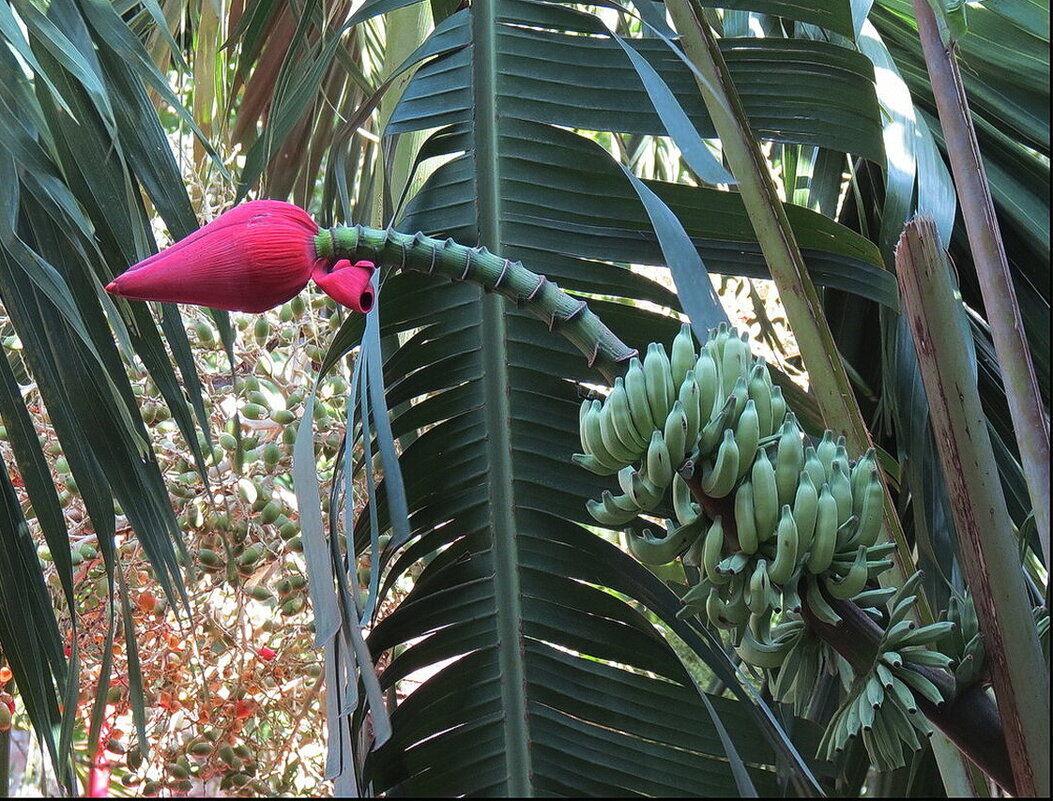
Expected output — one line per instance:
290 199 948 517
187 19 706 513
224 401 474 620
811 572 953 770
573 324 974 778
934 591 986 688
771 628 829 715
816 664 936 771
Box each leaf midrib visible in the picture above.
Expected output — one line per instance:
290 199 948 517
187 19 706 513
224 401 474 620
473 0 533 794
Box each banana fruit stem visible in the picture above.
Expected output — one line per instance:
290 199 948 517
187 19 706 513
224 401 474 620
315 226 637 382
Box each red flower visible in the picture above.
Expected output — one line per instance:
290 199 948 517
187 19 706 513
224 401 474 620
106 201 319 314
256 646 277 661
312 259 375 313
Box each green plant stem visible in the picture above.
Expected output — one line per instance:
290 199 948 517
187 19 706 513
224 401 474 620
911 0 1050 570
315 225 638 382
663 0 923 614
895 217 1049 797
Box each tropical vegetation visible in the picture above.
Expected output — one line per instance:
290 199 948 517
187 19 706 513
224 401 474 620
0 0 1048 796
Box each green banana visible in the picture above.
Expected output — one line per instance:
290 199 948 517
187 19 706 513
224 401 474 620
571 452 620 476
627 517 705 565
816 430 838 481
586 491 639 526
625 357 657 440
900 649 956 671
721 329 751 399
701 429 740 498
747 360 774 437
806 483 839 574
885 621 957 650
734 481 759 555
716 550 751 578
775 415 805 507
791 477 818 555
678 578 714 620
851 447 878 512
735 618 794 668
750 448 779 540
620 466 663 510
695 348 720 422
580 400 624 471
733 399 761 481
891 664 945 707
859 699 880 745
824 544 869 600
882 620 917 649
643 342 676 427
829 460 854 526
865 672 886 716
889 570 925 612
702 516 727 585
880 650 904 668
881 693 923 754
802 445 825 493
608 377 648 451
721 575 751 626
699 396 734 454
728 374 749 426
663 399 690 467
604 491 641 513
855 468 884 546
598 398 641 464
769 385 787 432
853 587 898 609
646 430 674 488
678 370 702 449
706 587 736 630
804 574 842 625
672 473 700 527
706 322 730 363
670 323 697 389
766 505 800 585
885 675 919 715
748 559 772 616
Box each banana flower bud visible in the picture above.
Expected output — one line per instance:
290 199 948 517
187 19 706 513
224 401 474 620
105 200 374 314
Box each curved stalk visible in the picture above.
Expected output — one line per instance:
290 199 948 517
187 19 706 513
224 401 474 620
315 225 638 381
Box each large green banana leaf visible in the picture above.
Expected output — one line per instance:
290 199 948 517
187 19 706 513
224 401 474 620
315 0 891 794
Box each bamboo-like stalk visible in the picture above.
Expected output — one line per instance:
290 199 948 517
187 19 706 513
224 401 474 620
662 0 923 614
911 0 1050 571
895 217 1049 797
315 225 638 382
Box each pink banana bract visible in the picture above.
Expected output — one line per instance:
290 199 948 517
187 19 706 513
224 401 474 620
106 200 374 314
